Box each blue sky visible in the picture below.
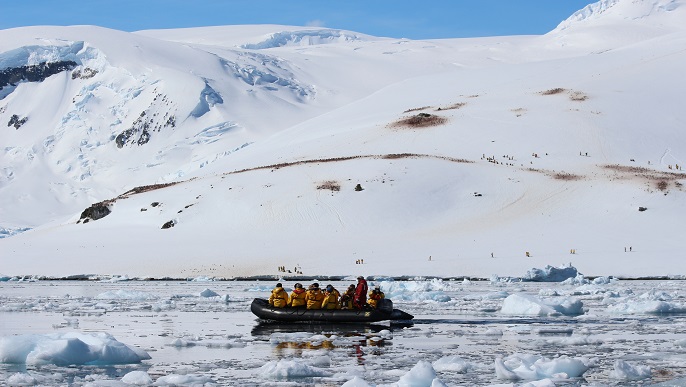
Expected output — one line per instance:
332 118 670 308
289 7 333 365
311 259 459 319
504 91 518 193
0 0 597 39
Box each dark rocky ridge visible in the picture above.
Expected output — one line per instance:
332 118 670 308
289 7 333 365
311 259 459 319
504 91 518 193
0 60 78 91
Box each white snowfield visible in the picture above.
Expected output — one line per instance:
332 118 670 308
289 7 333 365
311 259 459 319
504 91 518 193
1 0 685 279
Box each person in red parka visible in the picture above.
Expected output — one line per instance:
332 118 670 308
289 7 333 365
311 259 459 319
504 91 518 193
353 276 368 309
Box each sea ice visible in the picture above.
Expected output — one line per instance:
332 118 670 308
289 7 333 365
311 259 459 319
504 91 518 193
258 358 333 380
609 359 651 380
500 294 584 316
0 332 150 366
120 370 153 385
495 354 590 380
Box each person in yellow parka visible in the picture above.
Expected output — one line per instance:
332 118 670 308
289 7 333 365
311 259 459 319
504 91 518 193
288 283 306 307
339 284 355 309
367 285 385 308
268 282 288 308
321 284 341 310
305 283 325 309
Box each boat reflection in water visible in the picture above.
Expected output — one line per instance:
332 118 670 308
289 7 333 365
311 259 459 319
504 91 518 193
251 320 413 364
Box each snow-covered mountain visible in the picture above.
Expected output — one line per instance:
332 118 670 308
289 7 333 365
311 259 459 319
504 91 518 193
1 0 685 279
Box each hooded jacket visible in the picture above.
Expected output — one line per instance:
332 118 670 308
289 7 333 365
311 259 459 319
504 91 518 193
289 288 307 307
305 287 325 309
322 288 341 310
268 286 289 308
340 286 355 309
354 278 368 309
368 289 385 308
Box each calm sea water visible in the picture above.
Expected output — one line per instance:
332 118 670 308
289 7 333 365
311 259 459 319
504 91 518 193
1 280 685 386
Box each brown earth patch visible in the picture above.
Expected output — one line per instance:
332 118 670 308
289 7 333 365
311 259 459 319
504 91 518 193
569 91 588 101
317 180 341 192
436 102 466 111
403 106 432 113
390 113 448 128
603 164 686 193
525 168 585 181
511 107 526 117
553 172 584 181
603 164 686 180
540 88 566 95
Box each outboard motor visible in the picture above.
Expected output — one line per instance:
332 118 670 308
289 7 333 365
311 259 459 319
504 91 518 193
377 298 393 314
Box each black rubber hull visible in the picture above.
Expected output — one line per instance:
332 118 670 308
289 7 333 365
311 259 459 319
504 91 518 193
250 298 413 323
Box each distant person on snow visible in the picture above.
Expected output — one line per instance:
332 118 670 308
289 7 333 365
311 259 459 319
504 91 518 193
367 286 385 308
340 284 356 309
322 284 341 310
268 282 288 308
306 283 325 309
288 283 306 307
353 276 368 309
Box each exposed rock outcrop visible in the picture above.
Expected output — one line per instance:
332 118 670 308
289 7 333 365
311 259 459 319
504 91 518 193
7 114 27 129
78 202 111 223
0 60 78 91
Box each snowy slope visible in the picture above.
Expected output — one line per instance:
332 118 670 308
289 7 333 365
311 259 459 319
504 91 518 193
1 0 685 279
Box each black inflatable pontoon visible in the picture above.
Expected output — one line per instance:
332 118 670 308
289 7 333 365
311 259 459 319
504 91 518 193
250 298 413 323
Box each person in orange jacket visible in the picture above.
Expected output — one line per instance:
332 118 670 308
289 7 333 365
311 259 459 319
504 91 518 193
268 282 288 308
367 285 385 308
288 283 306 307
305 283 325 309
322 284 341 310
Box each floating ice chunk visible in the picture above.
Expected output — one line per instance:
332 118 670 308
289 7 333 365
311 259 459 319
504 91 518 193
121 370 153 385
95 290 157 300
378 330 392 339
525 264 578 282
592 276 617 285
432 355 473 373
501 294 583 316
396 360 446 387
0 332 150 366
259 358 333 380
639 289 675 301
676 339 686 347
607 300 686 314
153 374 214 385
484 328 504 336
430 378 449 387
609 360 651 380
342 376 373 387
376 279 453 303
199 288 219 297
561 274 589 285
495 354 589 381
7 373 37 385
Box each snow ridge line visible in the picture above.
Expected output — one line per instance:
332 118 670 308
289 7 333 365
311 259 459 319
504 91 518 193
80 153 471 209
223 153 473 176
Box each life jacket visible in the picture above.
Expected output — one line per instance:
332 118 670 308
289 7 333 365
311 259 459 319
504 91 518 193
322 289 341 309
306 288 324 309
269 287 288 308
353 280 368 308
340 288 355 308
289 288 306 307
367 290 385 308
